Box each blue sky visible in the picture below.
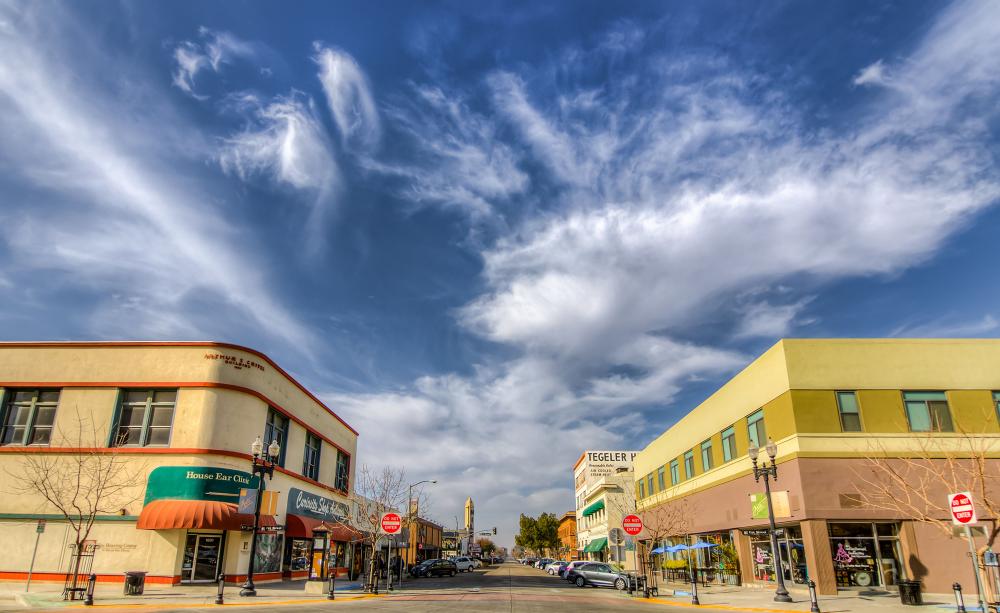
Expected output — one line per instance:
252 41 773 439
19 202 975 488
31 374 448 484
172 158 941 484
1 0 999 546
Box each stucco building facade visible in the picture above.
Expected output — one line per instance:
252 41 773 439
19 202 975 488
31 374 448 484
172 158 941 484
574 450 639 568
634 339 1000 596
0 342 358 586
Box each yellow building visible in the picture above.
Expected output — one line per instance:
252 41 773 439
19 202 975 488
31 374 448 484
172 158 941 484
634 339 1000 595
0 342 358 586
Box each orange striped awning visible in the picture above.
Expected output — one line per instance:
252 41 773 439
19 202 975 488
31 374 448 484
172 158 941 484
137 499 278 531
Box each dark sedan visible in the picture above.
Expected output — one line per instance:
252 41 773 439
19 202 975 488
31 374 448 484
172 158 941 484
409 559 458 578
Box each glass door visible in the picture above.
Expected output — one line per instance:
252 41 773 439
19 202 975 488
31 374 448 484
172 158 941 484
182 534 223 582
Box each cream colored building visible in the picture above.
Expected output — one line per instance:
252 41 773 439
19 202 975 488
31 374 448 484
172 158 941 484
0 342 358 586
573 450 638 568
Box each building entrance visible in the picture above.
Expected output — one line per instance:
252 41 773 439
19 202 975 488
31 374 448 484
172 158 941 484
182 534 223 583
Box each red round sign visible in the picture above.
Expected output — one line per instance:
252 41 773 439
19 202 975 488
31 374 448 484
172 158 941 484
622 514 643 536
951 493 975 524
381 512 402 534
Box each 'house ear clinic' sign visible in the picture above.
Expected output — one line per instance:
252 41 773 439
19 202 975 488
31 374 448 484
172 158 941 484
144 466 259 505
286 487 349 522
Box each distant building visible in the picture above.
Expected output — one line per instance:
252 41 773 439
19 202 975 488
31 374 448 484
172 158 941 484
403 516 442 565
557 512 577 559
573 450 638 566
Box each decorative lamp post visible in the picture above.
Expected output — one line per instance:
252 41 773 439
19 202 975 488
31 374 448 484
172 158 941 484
240 436 280 597
749 439 793 603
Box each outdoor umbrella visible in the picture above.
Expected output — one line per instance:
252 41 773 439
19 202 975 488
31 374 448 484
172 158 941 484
689 542 717 549
650 547 666 555
665 544 689 552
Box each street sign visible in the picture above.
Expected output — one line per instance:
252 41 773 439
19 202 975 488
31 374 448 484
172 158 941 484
381 512 402 534
949 491 977 525
622 514 643 536
36 520 45 534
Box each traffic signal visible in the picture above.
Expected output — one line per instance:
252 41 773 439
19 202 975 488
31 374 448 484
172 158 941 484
492 527 497 535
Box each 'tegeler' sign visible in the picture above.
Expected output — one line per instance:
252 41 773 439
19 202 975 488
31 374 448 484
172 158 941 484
587 452 637 463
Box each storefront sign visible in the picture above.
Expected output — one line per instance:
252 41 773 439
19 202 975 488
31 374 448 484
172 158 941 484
749 491 790 519
144 466 259 505
584 451 638 479
741 528 784 537
286 487 349 522
203 352 266 372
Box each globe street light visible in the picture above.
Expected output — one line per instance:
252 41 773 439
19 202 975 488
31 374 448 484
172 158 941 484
749 439 792 603
240 435 280 597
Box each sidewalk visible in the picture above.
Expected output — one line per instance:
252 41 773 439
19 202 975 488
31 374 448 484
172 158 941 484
647 582 976 613
0 579 376 611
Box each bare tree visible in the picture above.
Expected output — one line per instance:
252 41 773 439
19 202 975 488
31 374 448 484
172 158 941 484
6 409 145 591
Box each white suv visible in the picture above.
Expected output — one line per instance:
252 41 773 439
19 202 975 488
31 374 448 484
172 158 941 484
451 556 474 572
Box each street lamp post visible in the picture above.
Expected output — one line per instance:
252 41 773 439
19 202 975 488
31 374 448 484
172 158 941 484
240 436 280 597
404 480 436 577
749 439 793 603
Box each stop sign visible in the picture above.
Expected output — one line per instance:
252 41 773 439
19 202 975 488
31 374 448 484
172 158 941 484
949 492 977 525
622 514 643 536
381 512 402 534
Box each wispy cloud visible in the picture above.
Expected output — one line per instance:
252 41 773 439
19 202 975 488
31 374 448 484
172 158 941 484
890 314 998 338
172 27 259 98
313 45 381 151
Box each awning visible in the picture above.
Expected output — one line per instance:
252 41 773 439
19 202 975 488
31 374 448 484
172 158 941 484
583 537 608 553
581 500 605 517
137 500 278 531
285 514 363 542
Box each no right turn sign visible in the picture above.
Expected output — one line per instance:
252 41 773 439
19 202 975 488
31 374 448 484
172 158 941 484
949 491 977 525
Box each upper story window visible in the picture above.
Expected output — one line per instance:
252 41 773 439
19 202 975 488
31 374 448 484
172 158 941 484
1 389 60 446
995 392 1000 425
683 450 695 479
264 408 289 467
747 409 766 449
647 473 654 496
721 425 736 462
700 439 714 471
114 390 175 447
836 391 863 432
669 459 680 485
638 480 646 499
903 391 953 432
303 432 321 481
335 449 350 492
657 466 666 490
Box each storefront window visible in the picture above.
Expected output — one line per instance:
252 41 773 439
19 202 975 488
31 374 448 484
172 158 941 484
288 539 310 572
828 522 901 589
750 538 775 582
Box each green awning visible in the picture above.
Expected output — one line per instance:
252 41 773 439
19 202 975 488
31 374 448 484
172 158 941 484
581 500 605 517
583 537 608 553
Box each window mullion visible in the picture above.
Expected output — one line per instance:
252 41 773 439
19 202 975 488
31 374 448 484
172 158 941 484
22 392 38 446
140 391 155 446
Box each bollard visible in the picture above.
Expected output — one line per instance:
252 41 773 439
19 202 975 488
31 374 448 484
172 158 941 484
808 579 821 613
690 575 700 606
84 573 96 606
327 570 336 600
953 582 966 613
215 573 225 605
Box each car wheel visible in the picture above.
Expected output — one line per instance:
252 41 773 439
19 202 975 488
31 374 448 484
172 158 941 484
575 576 586 587
615 578 627 590
451 570 457 577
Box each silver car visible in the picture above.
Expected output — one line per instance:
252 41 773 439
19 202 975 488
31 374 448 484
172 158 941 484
570 562 627 590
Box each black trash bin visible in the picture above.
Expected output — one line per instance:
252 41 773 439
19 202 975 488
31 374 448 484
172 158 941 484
124 571 147 596
898 580 922 605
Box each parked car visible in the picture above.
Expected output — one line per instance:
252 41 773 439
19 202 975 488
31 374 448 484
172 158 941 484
534 558 554 569
450 556 474 572
561 560 588 579
410 559 458 578
547 561 569 575
567 562 627 589
522 558 537 566
471 558 483 568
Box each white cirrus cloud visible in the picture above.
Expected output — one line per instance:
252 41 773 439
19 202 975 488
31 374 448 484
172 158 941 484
313 44 381 151
172 27 259 98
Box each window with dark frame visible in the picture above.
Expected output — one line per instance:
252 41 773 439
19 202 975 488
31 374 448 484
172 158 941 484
113 389 176 447
647 473 654 496
303 432 321 481
721 425 737 462
995 392 1000 425
264 407 289 467
836 391 863 432
657 466 666 490
903 391 954 432
1 389 60 446
670 459 679 485
700 439 713 471
638 480 645 499
683 450 695 479
335 449 350 492
747 409 766 448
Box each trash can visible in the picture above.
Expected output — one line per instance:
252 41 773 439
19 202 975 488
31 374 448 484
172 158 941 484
898 580 922 605
124 571 147 596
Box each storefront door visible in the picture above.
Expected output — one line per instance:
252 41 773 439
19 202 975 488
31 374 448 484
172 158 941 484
182 534 223 582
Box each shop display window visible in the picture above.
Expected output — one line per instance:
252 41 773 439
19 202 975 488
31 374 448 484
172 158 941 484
289 539 311 572
828 522 902 589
